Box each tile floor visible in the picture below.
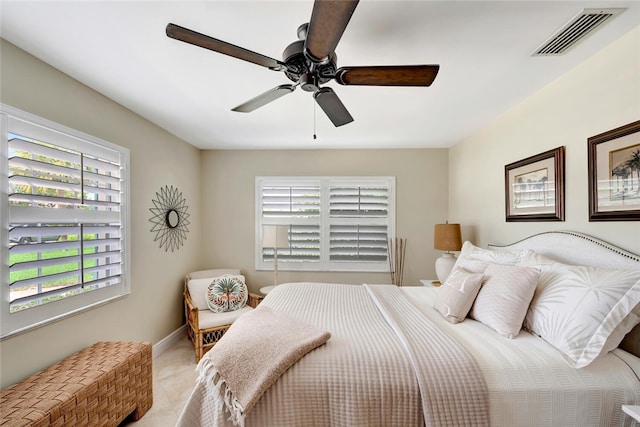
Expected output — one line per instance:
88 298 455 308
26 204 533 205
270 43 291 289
122 337 197 426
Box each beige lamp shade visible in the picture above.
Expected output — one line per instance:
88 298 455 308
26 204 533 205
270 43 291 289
434 223 462 252
433 223 462 284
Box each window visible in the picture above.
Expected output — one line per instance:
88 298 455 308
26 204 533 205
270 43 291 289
255 177 395 272
1 104 130 338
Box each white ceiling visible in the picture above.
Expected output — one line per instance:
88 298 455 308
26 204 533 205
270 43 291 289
1 1 638 150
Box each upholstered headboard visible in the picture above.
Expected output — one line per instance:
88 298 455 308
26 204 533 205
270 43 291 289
488 230 639 271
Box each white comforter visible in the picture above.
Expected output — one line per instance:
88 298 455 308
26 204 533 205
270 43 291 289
406 286 640 427
178 283 640 427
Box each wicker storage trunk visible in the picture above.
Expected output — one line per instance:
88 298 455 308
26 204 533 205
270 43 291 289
0 341 152 427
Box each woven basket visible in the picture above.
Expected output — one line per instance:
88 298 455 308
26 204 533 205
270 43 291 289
0 341 152 426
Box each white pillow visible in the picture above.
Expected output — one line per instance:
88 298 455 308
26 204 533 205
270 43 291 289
187 274 245 310
601 305 640 357
519 251 559 267
524 263 640 368
469 263 540 338
523 252 640 358
452 241 531 274
433 269 484 324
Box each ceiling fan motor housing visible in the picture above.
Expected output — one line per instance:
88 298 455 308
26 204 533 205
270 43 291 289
282 31 337 90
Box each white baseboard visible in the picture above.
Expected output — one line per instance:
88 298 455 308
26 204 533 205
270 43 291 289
152 324 186 359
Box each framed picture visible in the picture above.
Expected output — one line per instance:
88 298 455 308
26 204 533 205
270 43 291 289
588 120 640 221
505 147 565 222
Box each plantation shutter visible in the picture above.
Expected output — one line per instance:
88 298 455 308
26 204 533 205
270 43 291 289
261 184 321 262
256 177 394 272
7 127 124 313
329 184 389 262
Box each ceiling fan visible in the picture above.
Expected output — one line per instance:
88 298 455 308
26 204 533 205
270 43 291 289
166 0 439 127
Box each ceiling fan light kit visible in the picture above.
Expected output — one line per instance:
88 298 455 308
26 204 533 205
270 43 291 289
166 0 439 127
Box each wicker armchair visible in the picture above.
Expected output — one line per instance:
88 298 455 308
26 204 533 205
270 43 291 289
184 269 262 362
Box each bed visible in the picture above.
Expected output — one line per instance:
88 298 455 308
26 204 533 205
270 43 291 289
177 231 640 426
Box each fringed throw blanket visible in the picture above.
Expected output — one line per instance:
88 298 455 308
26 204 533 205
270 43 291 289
194 305 330 426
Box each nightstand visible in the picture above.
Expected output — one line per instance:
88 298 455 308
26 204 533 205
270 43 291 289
622 405 640 422
420 280 441 287
260 285 275 295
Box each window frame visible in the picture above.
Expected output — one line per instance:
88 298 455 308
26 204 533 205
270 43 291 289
255 176 395 272
1 104 131 339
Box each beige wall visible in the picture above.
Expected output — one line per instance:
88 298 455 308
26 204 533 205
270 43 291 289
0 40 449 388
2 23 637 390
449 26 640 254
0 40 203 388
200 149 449 291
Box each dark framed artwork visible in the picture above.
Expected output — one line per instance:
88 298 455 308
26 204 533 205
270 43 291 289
505 146 565 222
588 120 640 221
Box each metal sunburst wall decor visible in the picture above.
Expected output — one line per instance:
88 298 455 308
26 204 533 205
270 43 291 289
149 185 191 252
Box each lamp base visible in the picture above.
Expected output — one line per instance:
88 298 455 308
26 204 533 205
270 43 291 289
435 253 457 284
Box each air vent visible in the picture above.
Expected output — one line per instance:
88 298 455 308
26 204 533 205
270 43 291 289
532 8 625 56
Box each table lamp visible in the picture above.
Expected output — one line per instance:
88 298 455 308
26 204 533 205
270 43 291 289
433 223 462 284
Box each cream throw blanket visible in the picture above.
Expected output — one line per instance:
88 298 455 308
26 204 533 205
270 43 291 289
196 305 331 426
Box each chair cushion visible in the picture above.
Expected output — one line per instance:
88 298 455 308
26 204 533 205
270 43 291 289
188 268 242 280
198 306 253 329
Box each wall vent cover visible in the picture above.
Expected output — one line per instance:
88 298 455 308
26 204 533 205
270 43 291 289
532 8 626 56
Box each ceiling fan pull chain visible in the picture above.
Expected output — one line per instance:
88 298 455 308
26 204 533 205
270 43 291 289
313 98 317 140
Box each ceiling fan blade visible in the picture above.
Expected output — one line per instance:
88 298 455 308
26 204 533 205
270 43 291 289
314 87 354 127
304 0 359 64
335 65 440 86
166 23 286 71
231 85 296 112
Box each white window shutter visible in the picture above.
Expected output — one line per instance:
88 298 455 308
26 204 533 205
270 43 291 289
256 177 395 272
2 105 129 337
